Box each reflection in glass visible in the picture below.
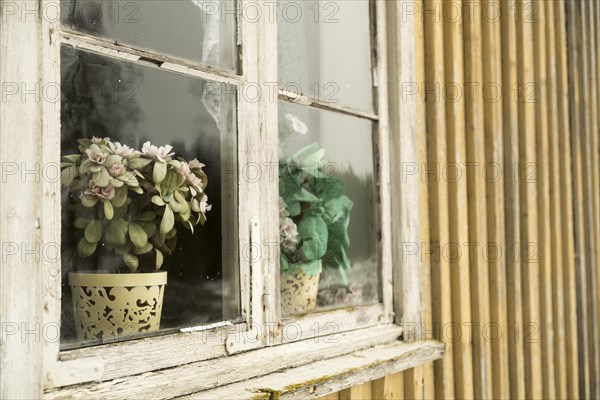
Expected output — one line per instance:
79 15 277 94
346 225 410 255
278 0 373 111
60 46 239 348
278 101 379 315
61 0 237 71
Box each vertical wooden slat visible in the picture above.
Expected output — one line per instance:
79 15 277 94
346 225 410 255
405 1 434 397
545 2 568 398
464 2 493 399
340 382 372 400
582 1 600 396
593 7 600 395
532 2 557 398
500 1 526 398
479 1 511 398
516 1 543 398
554 1 580 397
443 1 474 397
566 1 591 398
373 373 404 400
424 1 454 398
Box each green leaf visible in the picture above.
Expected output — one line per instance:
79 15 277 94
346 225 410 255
77 237 97 258
84 220 103 243
160 205 175 234
128 222 148 248
132 186 144 194
155 249 164 270
80 194 99 208
105 154 122 166
103 200 114 220
133 242 153 255
123 253 139 272
152 196 165 206
116 171 139 187
298 216 328 261
63 154 81 163
111 186 128 208
153 161 167 183
127 157 152 170
104 218 128 246
61 165 78 187
135 211 156 222
313 175 345 200
140 222 157 238
92 168 110 186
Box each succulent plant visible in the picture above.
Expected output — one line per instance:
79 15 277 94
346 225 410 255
61 136 211 273
279 143 353 284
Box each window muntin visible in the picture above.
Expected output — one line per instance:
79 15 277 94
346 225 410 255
59 45 240 348
61 0 238 71
277 0 374 111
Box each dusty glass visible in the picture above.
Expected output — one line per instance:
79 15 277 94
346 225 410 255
278 101 379 316
278 0 374 111
61 0 238 71
60 46 239 348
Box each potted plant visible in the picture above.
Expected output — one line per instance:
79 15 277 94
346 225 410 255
60 137 211 341
279 143 353 315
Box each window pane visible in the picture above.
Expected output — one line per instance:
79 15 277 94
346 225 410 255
278 0 373 111
278 101 379 316
61 1 237 71
60 46 239 348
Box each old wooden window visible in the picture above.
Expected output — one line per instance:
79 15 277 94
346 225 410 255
0 0 444 397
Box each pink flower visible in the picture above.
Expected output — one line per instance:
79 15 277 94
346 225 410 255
84 181 115 200
187 173 204 193
85 144 107 165
188 158 205 170
108 162 125 177
113 143 135 158
91 136 103 144
199 194 212 213
279 197 290 219
141 141 175 162
176 161 191 176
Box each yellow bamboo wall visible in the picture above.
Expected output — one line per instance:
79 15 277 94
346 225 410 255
322 0 600 398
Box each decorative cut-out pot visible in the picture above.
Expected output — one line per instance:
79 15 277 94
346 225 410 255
69 271 167 341
280 261 322 315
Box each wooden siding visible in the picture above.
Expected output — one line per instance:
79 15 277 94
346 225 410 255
324 0 600 398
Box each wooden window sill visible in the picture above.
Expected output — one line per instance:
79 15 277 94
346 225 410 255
184 340 444 400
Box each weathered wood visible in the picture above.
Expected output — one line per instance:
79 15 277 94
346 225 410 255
278 90 379 122
443 2 474 398
516 1 543 397
385 0 423 335
186 340 444 400
423 1 455 397
340 382 371 400
500 1 527 398
468 1 496 398
0 1 47 397
566 1 592 397
372 372 403 400
532 2 557 398
554 2 581 397
582 1 600 396
45 325 405 398
374 0 396 327
544 2 568 398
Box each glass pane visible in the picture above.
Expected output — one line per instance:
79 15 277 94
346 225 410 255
60 45 239 348
278 0 373 111
278 101 379 316
60 0 237 71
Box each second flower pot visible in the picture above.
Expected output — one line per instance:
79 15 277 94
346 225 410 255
280 260 322 315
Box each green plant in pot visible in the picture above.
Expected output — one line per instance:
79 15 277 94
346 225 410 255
61 137 211 341
279 143 353 315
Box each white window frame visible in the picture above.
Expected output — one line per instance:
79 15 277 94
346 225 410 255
0 1 441 398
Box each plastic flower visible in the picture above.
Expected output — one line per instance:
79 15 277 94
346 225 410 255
85 144 108 165
113 142 136 158
187 173 204 193
142 141 175 162
83 181 115 200
188 158 205 170
176 161 191 176
91 136 103 144
199 194 212 213
108 162 125 177
285 113 308 135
